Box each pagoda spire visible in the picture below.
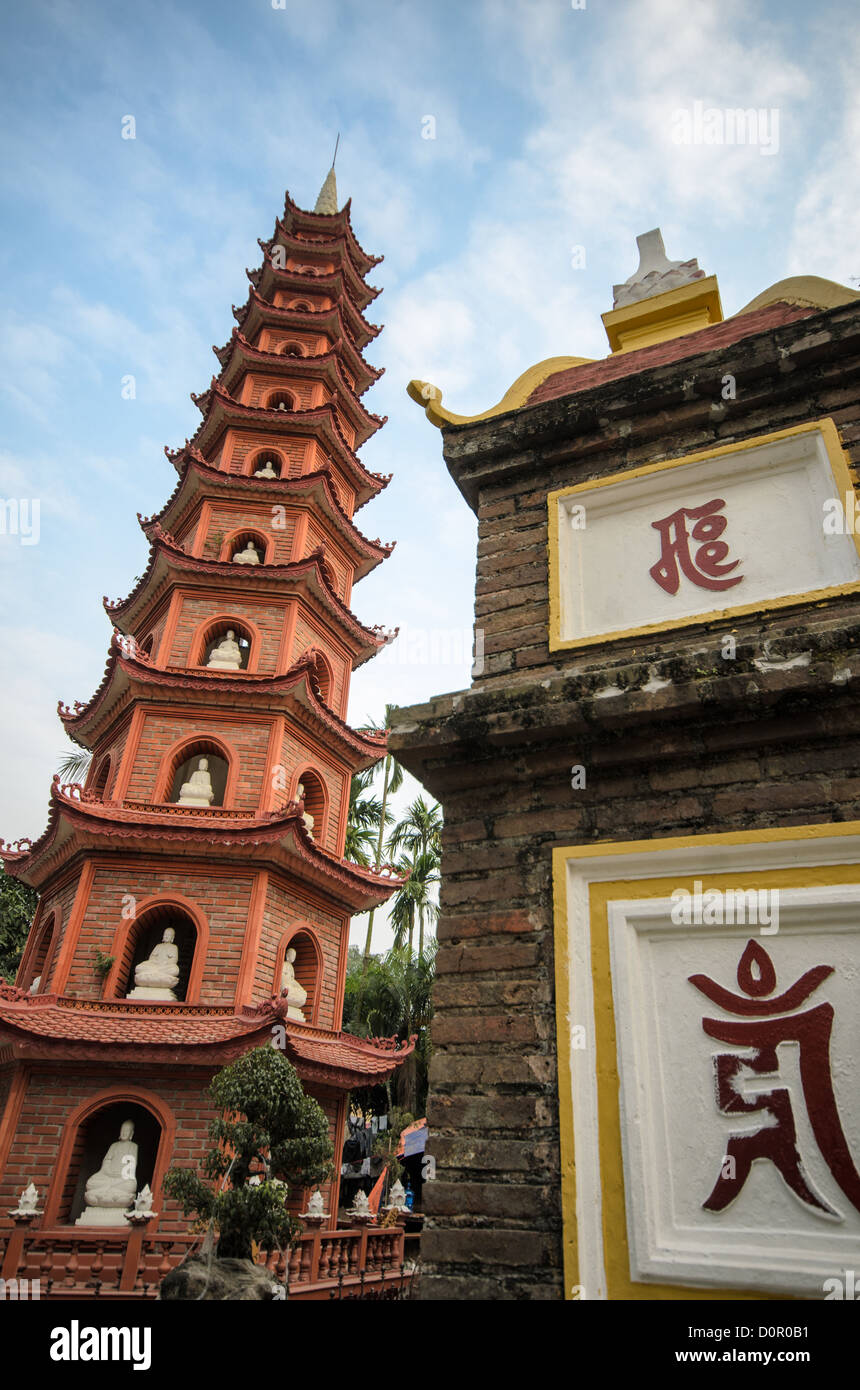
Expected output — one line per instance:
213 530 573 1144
314 136 340 214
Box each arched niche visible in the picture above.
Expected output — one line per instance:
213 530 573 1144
160 737 231 808
279 341 305 358
197 619 253 672
275 925 323 1025
248 450 283 479
290 300 313 312
266 388 296 413
48 1093 173 1229
90 754 112 798
224 529 269 566
294 768 328 842
108 899 202 1003
310 651 333 707
18 910 60 993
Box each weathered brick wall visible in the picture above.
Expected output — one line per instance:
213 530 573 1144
391 299 860 1299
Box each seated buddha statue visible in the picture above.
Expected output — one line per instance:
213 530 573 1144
253 459 279 478
232 541 261 566
206 629 243 670
75 1119 138 1226
178 757 215 807
127 926 180 1000
280 947 307 1021
297 783 315 839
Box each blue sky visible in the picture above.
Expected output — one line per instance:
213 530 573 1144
1 0 857 947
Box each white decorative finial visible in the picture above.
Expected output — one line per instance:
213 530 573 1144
612 229 705 309
314 154 339 216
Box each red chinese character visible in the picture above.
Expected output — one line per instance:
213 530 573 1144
650 497 743 595
689 940 860 1216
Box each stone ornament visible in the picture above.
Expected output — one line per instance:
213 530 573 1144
206 629 243 670
299 1188 329 1226
127 927 180 1001
125 1184 158 1225
178 757 215 807
280 948 307 1021
612 228 706 309
76 1119 138 1226
9 1180 42 1219
232 541 261 565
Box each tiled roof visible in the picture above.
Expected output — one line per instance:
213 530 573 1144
526 301 816 406
0 988 414 1079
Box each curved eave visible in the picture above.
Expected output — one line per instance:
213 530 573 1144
61 643 391 768
407 356 597 429
103 532 391 658
0 992 413 1081
0 786 406 907
232 287 381 354
282 191 382 276
142 455 394 577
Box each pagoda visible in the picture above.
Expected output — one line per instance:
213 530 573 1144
0 167 413 1298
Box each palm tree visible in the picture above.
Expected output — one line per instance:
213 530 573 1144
344 769 388 867
389 849 440 957
388 797 442 956
356 706 405 964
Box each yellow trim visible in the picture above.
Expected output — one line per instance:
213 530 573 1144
601 276 723 354
737 275 860 318
552 823 860 1299
406 356 594 429
553 854 579 1297
547 417 860 651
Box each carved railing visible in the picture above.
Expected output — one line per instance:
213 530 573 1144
0 1223 410 1299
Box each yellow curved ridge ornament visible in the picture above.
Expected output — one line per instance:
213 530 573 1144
407 355 595 429
737 275 859 317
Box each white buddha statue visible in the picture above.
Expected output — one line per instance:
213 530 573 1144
232 541 261 566
254 458 279 478
178 757 215 806
280 947 307 1021
127 927 180 1000
297 783 315 839
29 976 41 995
76 1120 138 1226
206 629 243 670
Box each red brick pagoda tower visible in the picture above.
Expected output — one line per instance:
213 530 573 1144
0 166 413 1298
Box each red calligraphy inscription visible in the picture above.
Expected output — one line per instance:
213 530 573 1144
689 940 860 1217
650 497 743 595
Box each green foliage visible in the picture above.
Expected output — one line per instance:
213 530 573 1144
56 748 92 785
343 944 436 1113
163 1045 333 1261
93 949 115 979
0 867 38 983
372 1106 415 1181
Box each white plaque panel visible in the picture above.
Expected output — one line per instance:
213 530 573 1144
550 422 860 646
609 887 860 1295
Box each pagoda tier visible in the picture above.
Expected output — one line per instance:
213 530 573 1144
197 341 387 445
215 320 383 396
225 291 380 367
0 168 408 1276
0 780 404 910
141 452 395 580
